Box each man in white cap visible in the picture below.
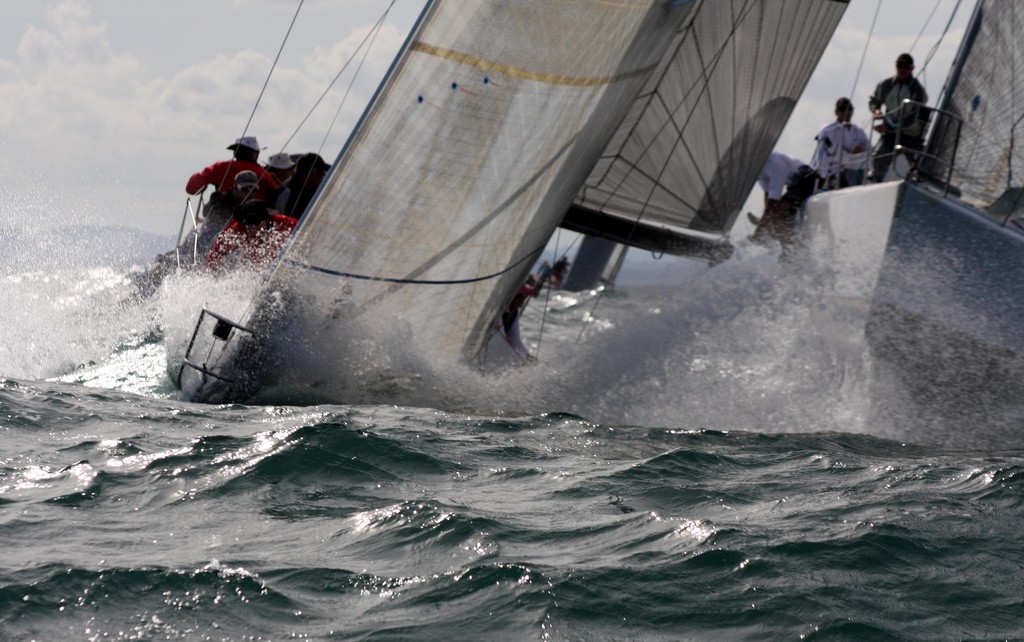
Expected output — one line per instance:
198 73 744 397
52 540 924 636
277 152 331 217
264 152 295 206
186 136 277 253
186 136 274 198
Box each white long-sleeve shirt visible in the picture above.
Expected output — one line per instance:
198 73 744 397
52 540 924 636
811 120 870 178
758 152 804 200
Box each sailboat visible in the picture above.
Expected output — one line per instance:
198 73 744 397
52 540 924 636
801 0 1024 404
176 0 848 404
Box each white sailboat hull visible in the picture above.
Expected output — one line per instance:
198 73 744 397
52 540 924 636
804 180 1024 400
801 181 902 326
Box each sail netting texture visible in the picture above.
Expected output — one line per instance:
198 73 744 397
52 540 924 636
925 0 1024 208
573 0 846 237
263 0 694 364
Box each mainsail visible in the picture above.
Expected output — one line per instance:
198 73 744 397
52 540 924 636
925 0 1024 208
567 0 847 250
180 0 848 403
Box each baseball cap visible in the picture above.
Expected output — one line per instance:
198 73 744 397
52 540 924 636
233 170 259 190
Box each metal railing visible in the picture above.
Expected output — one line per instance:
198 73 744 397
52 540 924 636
870 99 964 196
814 99 965 197
174 193 205 268
176 307 254 388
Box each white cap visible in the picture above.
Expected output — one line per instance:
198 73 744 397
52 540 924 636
266 152 295 170
227 136 261 152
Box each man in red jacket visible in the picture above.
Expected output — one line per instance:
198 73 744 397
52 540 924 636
187 136 278 256
186 136 275 200
205 171 299 272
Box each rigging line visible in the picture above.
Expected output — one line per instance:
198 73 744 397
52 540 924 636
623 0 763 227
574 286 603 345
215 0 304 193
919 0 964 76
849 0 881 100
239 0 396 327
592 0 761 218
534 227 564 357
910 0 943 53
301 2 397 223
281 0 393 216
570 0 765 341
344 133 583 315
847 0 880 100
241 0 305 139
317 5 392 158
279 0 397 152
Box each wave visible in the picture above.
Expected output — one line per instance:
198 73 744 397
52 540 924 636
2 381 1024 639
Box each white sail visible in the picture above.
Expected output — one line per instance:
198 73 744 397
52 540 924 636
179 0 848 403
571 0 847 239
924 0 1024 208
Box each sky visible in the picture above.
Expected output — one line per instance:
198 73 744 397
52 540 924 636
0 0 974 247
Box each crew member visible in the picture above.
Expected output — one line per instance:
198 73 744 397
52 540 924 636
205 171 299 272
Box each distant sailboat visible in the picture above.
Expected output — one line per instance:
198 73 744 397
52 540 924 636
177 0 847 404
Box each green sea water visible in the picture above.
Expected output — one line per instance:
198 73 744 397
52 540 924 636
2 248 1023 640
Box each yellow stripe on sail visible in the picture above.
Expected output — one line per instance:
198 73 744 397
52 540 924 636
411 42 656 87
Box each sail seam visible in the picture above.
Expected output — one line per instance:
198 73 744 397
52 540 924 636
411 42 657 86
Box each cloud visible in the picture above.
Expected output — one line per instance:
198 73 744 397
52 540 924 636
0 2 143 158
0 0 970 239
0 0 409 234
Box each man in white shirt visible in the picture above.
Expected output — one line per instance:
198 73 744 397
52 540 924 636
812 97 869 188
758 151 804 202
752 152 810 250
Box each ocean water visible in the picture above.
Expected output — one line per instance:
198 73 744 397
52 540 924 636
2 242 1023 640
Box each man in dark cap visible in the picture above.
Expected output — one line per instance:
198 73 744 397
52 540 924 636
868 53 928 181
276 153 331 218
